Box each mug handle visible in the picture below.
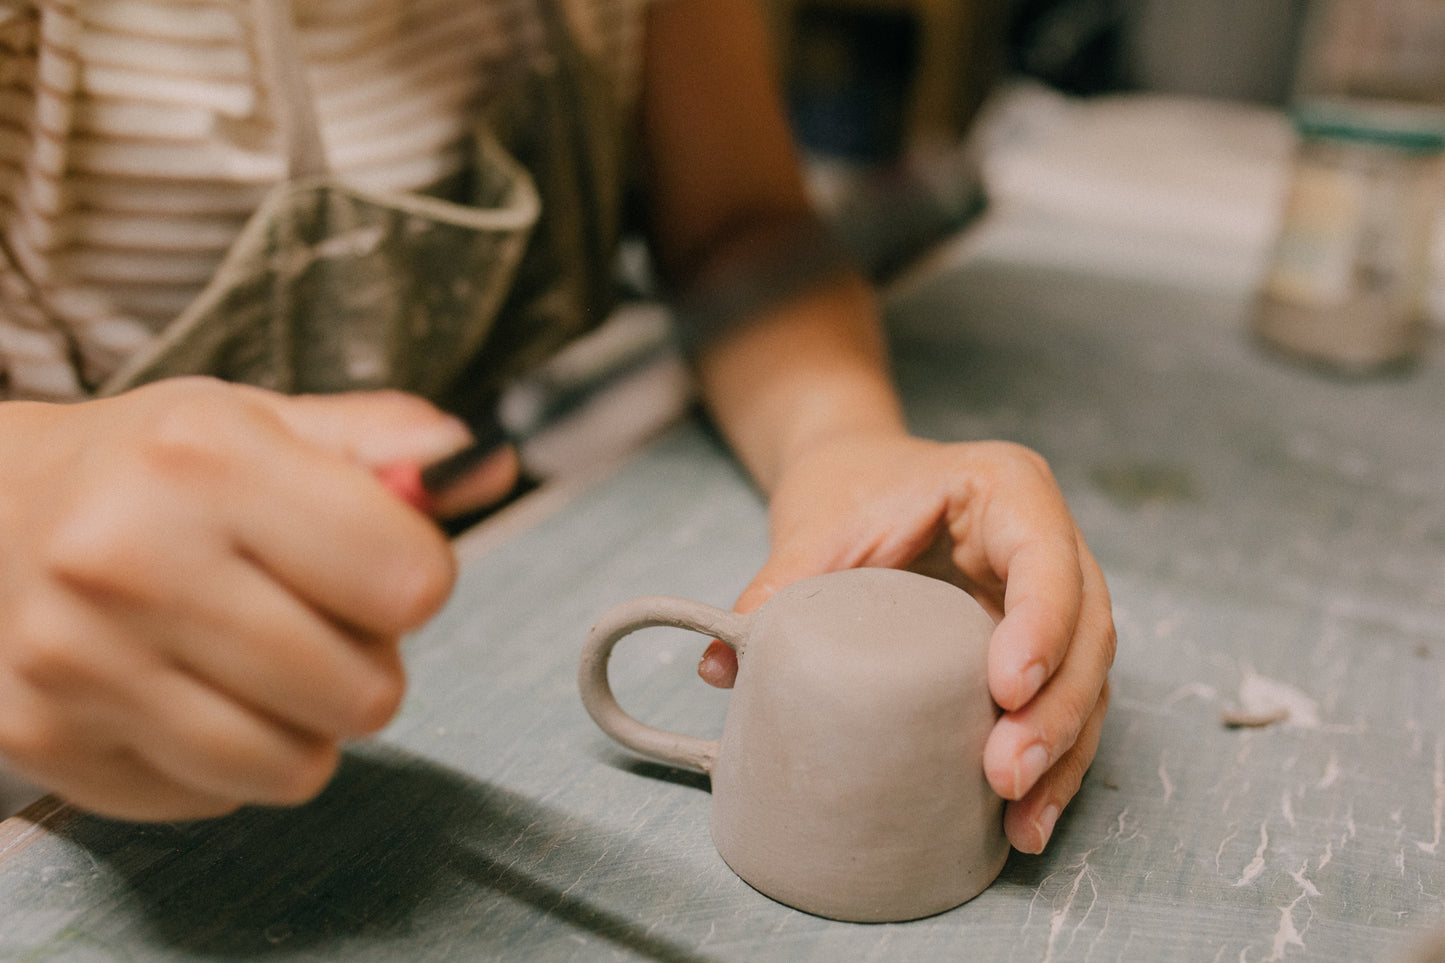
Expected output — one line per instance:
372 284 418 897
579 595 751 774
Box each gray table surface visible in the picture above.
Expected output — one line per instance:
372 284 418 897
3 257 1444 962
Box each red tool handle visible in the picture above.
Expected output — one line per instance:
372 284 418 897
373 432 506 516
373 462 433 514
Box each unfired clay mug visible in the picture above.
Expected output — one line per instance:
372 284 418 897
578 567 1009 922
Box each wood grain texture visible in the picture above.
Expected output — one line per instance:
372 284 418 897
2 257 1444 961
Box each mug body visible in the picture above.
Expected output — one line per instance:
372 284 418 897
708 568 1008 922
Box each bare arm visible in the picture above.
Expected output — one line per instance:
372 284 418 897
638 0 905 491
638 0 1115 855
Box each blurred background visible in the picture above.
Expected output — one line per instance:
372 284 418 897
772 0 1315 172
770 0 1445 361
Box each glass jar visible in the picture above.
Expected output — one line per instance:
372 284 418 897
1253 101 1445 373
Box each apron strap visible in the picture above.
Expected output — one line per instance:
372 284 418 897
248 0 330 179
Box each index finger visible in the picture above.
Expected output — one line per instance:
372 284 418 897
987 530 1086 713
220 422 457 636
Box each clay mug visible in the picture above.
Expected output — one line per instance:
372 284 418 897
578 567 1009 922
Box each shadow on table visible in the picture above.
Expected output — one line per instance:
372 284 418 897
56 742 718 962
613 753 714 794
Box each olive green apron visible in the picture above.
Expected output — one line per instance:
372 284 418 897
98 0 626 417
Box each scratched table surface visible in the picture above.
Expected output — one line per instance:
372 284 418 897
3 252 1445 963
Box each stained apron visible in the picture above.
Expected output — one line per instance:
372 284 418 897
98 0 627 419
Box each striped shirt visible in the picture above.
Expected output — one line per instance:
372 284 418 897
0 0 646 399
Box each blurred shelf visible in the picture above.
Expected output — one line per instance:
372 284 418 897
767 0 1004 156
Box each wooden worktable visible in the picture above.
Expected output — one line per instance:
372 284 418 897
3 252 1443 961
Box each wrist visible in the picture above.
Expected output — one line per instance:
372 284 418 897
764 380 908 487
693 276 908 492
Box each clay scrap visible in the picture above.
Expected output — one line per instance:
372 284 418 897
1220 707 1290 729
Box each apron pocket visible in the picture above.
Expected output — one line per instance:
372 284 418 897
100 129 540 402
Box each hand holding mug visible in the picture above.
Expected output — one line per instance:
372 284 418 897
580 567 1008 922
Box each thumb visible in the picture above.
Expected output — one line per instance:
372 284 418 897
272 390 525 519
697 545 832 689
271 389 474 467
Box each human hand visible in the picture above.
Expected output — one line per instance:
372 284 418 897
697 430 1115 854
0 378 495 821
282 390 520 519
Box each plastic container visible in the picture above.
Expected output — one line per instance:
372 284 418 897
1253 100 1445 372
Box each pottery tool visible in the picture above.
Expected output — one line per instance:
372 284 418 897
375 417 510 515
374 308 678 515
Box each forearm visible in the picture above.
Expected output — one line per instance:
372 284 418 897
638 0 907 492
692 271 907 494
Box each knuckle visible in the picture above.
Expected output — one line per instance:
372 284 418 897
1054 691 1096 748
42 508 139 592
383 541 457 629
0 712 61 770
1098 622 1119 670
1039 607 1080 661
1044 688 1110 802
267 740 341 806
9 601 91 688
1050 747 1092 802
985 440 1055 481
129 382 281 488
134 402 236 479
41 494 181 604
350 662 407 733
44 412 242 592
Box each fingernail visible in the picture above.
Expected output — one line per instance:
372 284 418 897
1014 743 1050 797
1019 662 1048 704
1034 804 1061 852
